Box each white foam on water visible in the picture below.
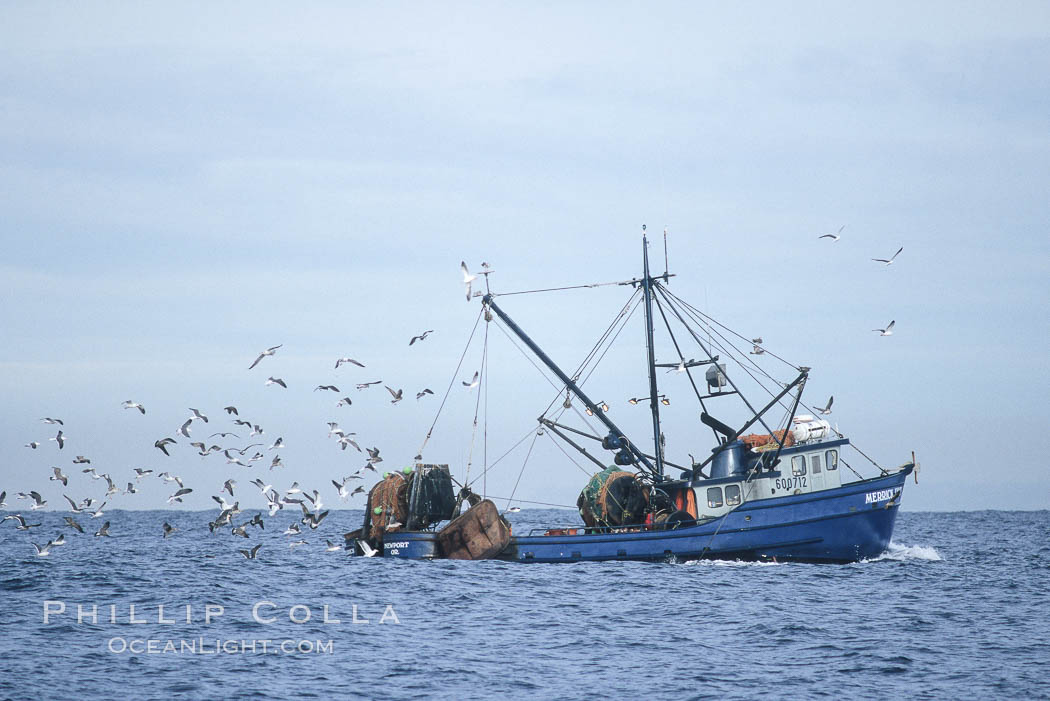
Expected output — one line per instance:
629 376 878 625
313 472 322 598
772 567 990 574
868 541 944 562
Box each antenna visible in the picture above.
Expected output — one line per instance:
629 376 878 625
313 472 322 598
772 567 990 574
663 226 669 279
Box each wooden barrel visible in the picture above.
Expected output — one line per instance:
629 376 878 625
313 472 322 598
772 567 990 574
435 500 511 560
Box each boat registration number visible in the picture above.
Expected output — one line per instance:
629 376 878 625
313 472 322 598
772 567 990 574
774 477 806 490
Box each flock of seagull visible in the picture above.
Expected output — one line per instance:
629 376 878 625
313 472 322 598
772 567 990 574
5 321 488 561
818 226 904 336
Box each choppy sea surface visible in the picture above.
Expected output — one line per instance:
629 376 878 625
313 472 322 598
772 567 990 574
1 509 1047 700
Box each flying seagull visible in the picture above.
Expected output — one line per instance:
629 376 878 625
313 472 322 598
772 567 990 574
94 521 111 537
873 320 896 336
239 544 262 560
750 338 765 355
178 419 193 438
50 467 68 486
335 357 365 369
416 388 434 400
50 430 66 449
356 380 382 390
461 261 477 301
462 371 480 389
64 516 84 533
385 386 403 404
29 491 47 510
162 522 176 538
818 396 834 415
248 344 282 370
121 400 146 414
409 330 434 346
315 385 340 392
819 225 845 241
25 442 39 449
154 437 177 456
336 397 352 407
189 408 209 423
872 247 903 265
32 542 52 557
40 417 64 425
265 377 287 388
224 406 239 415
73 455 91 464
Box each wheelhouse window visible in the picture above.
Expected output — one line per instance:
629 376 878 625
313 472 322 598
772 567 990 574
707 487 723 508
825 449 839 471
791 455 806 476
725 484 742 506
810 454 822 474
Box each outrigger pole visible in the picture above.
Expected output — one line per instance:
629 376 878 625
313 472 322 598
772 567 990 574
482 294 659 479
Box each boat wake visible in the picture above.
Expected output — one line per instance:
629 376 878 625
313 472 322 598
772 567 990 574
868 541 944 562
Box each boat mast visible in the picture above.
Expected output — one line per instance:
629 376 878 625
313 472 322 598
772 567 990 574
641 232 665 481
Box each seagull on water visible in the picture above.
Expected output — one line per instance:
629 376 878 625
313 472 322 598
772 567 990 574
122 400 146 414
248 345 282 370
873 320 896 336
162 522 176 538
872 247 903 265
32 541 52 557
325 540 341 552
818 396 834 415
284 523 302 535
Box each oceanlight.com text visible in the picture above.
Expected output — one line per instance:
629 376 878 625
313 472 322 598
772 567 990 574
107 637 334 655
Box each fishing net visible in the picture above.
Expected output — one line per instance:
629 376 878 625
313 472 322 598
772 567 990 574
577 466 649 527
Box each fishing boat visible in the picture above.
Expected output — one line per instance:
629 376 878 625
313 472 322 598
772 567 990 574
356 231 917 563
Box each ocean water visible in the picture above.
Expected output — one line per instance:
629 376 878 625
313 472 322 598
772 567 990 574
1 509 1047 700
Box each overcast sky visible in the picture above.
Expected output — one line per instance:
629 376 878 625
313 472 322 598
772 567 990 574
2 2 1047 513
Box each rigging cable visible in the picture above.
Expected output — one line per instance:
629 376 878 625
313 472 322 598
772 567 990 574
462 318 489 489
505 429 541 510
492 279 637 297
662 286 885 472
414 307 485 461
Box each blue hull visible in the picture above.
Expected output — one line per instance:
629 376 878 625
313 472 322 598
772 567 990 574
508 468 911 563
383 467 911 563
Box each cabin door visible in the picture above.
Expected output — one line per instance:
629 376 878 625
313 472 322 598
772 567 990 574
807 453 825 491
